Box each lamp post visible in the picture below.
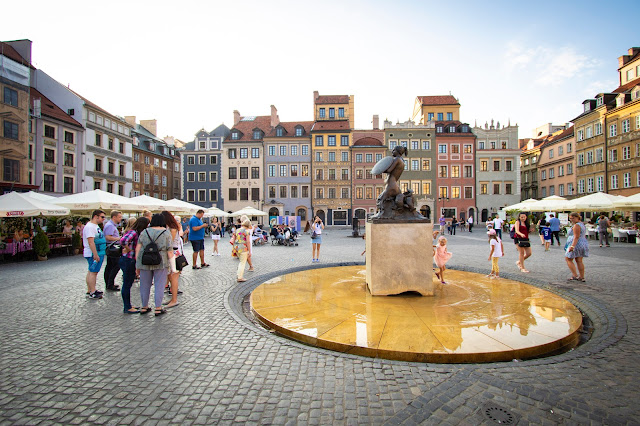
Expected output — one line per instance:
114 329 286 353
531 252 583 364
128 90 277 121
438 196 450 218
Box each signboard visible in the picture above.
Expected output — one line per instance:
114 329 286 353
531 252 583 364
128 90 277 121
558 213 569 225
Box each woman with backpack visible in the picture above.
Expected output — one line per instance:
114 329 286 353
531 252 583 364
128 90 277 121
135 213 174 316
119 216 149 314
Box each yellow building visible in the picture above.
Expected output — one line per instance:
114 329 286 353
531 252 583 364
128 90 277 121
310 92 354 225
605 48 640 196
412 95 460 124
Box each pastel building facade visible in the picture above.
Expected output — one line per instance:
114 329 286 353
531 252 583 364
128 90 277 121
351 125 385 220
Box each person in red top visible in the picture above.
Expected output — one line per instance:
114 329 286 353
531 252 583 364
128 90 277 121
514 212 532 273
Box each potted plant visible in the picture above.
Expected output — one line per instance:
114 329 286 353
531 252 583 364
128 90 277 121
34 225 50 261
72 231 82 255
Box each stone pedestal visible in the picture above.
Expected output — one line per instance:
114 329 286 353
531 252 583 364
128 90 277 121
365 221 434 296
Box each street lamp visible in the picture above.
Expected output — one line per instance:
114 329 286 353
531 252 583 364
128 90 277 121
438 196 450 218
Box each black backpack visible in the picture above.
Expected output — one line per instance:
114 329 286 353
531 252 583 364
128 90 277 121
141 229 166 266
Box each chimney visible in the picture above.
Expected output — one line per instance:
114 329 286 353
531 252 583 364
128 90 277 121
233 110 241 126
124 116 136 127
372 115 379 130
270 105 279 127
313 91 319 102
140 119 157 136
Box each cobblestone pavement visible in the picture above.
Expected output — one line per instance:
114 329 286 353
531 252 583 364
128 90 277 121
0 226 638 425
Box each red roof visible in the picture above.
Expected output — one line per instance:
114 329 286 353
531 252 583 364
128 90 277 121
612 76 640 94
0 42 34 69
315 95 350 105
265 121 314 138
311 121 351 132
30 88 83 129
417 95 459 106
352 137 384 147
548 126 574 142
229 116 273 141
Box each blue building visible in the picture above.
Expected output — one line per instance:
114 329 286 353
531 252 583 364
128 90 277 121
181 124 230 208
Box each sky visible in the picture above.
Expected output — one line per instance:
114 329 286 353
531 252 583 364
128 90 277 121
2 0 639 142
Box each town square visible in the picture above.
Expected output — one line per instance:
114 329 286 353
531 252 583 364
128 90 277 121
2 0 640 424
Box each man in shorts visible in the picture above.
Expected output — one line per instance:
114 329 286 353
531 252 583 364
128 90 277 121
83 210 107 299
189 209 209 269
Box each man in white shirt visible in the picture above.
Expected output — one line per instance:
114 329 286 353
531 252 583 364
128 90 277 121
493 215 504 239
467 215 474 232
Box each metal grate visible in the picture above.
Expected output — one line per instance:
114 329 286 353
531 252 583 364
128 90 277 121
481 402 519 425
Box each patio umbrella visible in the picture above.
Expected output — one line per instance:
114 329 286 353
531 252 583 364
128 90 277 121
612 192 640 209
501 198 538 211
231 206 267 217
519 196 572 212
23 191 56 202
0 192 70 217
129 195 170 212
567 192 626 211
53 189 139 212
163 199 204 215
205 207 230 218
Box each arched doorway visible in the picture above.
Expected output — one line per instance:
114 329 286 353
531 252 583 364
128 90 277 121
354 208 366 220
481 209 489 222
297 208 307 221
468 208 475 223
315 209 325 222
268 207 279 217
420 205 431 220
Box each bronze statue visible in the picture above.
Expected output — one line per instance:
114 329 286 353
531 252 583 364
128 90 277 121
370 146 426 221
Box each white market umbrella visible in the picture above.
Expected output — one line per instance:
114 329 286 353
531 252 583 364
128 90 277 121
612 192 640 209
519 195 572 212
205 207 230 218
567 192 625 211
53 189 139 212
0 192 70 217
501 198 538 211
129 195 170 212
164 199 204 215
23 191 56 202
231 206 267 217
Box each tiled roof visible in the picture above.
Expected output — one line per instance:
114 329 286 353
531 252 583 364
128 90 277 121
228 115 273 141
352 137 384 147
612 76 640 94
315 95 349 105
549 126 574 142
265 121 314 138
68 88 119 120
417 95 459 106
311 121 351 132
30 87 83 129
0 42 34 69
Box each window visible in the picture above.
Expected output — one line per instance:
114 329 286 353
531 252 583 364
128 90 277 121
451 165 459 178
420 159 430 171
290 185 298 198
251 148 260 158
43 174 55 192
316 188 323 199
558 165 564 176
479 141 485 150
623 146 631 160
231 132 239 140
108 162 115 175
119 164 125 176
464 186 473 199
493 161 500 171
328 188 336 199
328 169 336 180
94 180 101 190
280 186 287 198
411 140 419 150
186 155 194 165
228 149 236 159
505 160 512 172
504 183 512 195
480 183 488 194
278 145 287 156
356 154 363 163
609 124 617 137
300 186 308 198
239 148 248 158
549 168 554 178
319 108 325 118
464 144 472 153
355 169 363 180
341 151 349 162
447 112 453 120
64 153 76 167
315 152 322 162
162 176 167 187
108 138 114 150
587 177 594 193
328 152 336 162
187 190 195 202
449 126 456 132
302 145 309 155
240 188 249 200
356 187 363 199
611 175 618 189
422 141 431 150
252 167 260 179
95 158 103 172
541 187 547 198
276 127 284 137
490 141 496 149
198 172 206 182
301 165 309 177
438 145 447 154
3 159 19 182
315 136 323 146
209 171 217 182
577 153 584 166
327 108 334 119
295 127 303 137
268 145 276 156
577 129 584 141
437 113 443 121
389 141 397 150
623 172 631 188
3 87 18 107
210 155 217 165
595 148 603 163
229 167 237 179
253 131 261 140
291 146 298 156
278 165 287 177
240 167 248 179
594 122 602 135
480 160 487 171
427 113 434 121
464 165 473 177
622 119 630 133
439 166 447 178
62 176 73 194
144 173 150 184
187 172 195 182
541 170 546 180
3 121 19 139
153 174 159 185
316 169 323 180
43 148 55 164
609 149 618 162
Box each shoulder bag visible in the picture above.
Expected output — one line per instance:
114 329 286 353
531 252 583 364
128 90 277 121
174 234 189 271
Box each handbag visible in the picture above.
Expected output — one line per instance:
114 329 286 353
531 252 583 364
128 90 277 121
518 238 531 248
311 231 317 239
106 241 123 258
174 235 188 271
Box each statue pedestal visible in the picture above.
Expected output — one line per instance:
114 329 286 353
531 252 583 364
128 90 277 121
365 221 434 296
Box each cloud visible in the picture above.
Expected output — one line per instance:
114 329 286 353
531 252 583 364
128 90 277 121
504 42 601 86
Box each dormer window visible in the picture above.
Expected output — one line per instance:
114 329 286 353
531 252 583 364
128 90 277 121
149 142 155 150
449 125 456 132
253 130 261 140
616 96 624 107
231 131 239 140
584 103 590 112
276 127 284 137
295 127 303 137
436 125 443 133
596 97 603 106
319 108 325 118
461 125 469 132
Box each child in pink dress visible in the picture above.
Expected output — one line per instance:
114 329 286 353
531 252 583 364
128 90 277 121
434 236 452 284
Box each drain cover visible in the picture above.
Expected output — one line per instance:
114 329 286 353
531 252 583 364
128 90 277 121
481 402 519 425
